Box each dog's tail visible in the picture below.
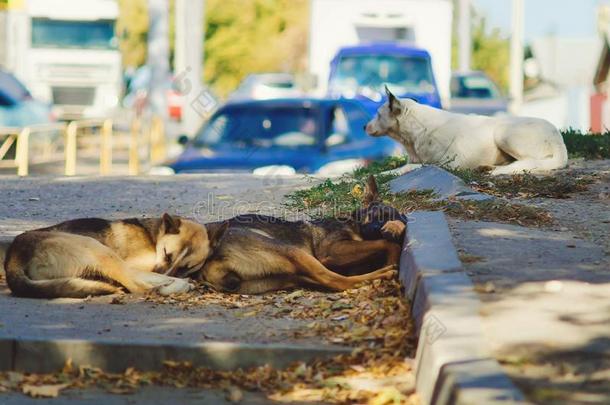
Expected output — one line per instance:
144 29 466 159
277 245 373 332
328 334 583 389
4 248 118 299
7 276 119 299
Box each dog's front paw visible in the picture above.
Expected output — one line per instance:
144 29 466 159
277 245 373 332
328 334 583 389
381 220 406 241
156 278 193 296
370 265 398 280
380 269 398 280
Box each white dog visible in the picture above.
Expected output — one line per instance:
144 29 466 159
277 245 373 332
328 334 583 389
365 88 568 175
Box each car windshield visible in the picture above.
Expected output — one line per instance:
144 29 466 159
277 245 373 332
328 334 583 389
451 75 501 99
194 106 320 149
0 70 31 104
32 19 117 50
330 54 435 95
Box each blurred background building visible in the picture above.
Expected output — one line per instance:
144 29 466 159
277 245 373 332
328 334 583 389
1 0 122 121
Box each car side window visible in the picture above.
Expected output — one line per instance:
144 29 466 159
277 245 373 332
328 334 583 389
326 107 350 147
194 114 228 147
0 89 17 107
0 71 30 102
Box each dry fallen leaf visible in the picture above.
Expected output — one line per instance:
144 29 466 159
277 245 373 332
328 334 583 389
225 386 243 403
22 383 69 398
369 387 407 405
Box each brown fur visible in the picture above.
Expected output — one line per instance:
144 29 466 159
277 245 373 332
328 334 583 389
195 176 406 294
4 214 211 299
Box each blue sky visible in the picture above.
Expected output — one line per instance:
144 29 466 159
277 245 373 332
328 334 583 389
473 0 603 42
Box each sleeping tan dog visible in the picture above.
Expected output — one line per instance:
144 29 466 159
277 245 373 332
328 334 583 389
3 214 214 298
366 87 568 175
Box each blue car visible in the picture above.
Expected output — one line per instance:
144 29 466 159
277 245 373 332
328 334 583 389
328 43 442 116
164 98 402 175
0 68 53 128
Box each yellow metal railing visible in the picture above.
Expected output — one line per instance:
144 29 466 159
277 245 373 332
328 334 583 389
0 123 67 176
0 128 19 168
0 116 166 177
64 119 113 176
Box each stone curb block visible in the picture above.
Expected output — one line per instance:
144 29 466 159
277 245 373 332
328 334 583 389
389 166 492 201
400 211 525 405
1 338 351 373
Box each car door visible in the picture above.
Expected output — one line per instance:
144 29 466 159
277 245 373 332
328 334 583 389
323 102 375 159
322 101 400 167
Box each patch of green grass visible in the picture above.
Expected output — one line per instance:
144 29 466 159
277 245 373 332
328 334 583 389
351 155 409 181
285 156 409 217
386 189 440 213
444 166 492 186
561 128 610 160
284 177 365 217
285 157 555 227
286 129 606 226
289 130 603 216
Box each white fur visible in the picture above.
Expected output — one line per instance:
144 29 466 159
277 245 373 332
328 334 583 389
366 97 568 175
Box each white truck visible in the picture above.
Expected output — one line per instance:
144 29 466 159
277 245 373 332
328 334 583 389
0 0 122 119
309 0 453 104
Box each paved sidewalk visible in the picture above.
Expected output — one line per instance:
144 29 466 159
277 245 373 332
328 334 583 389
0 175 354 403
0 282 335 346
0 174 419 404
0 174 311 237
449 205 610 402
0 387 278 405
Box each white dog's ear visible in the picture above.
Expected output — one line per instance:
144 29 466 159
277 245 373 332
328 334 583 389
384 85 402 116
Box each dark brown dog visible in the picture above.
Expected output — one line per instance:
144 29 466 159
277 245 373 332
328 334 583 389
191 176 406 294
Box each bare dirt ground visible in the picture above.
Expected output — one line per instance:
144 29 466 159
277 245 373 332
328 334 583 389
450 159 610 404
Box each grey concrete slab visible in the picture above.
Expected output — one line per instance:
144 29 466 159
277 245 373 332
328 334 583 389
449 219 610 289
0 286 323 346
436 360 525 405
401 211 463 301
449 219 610 356
389 166 491 201
0 263 349 373
400 211 524 405
0 386 286 405
12 338 349 374
412 273 518 405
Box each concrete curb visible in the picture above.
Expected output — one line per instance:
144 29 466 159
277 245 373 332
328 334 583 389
0 337 351 373
389 166 492 201
400 211 525 405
